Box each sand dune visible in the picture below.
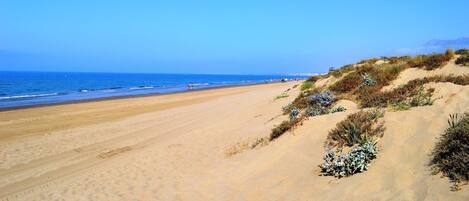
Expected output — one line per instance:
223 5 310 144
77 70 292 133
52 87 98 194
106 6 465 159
382 57 469 91
1 61 469 200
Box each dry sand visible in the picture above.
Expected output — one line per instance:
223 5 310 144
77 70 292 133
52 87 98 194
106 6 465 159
0 73 469 200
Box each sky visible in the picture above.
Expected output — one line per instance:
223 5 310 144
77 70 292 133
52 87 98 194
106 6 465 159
1 0 469 74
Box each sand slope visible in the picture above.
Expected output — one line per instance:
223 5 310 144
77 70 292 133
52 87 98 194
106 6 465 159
1 67 469 201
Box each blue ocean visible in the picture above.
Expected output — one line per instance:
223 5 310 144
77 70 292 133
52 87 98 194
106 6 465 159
0 71 306 109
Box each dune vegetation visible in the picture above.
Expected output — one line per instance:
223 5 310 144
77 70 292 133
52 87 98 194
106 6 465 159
455 48 469 66
430 113 469 190
320 109 384 177
261 49 469 189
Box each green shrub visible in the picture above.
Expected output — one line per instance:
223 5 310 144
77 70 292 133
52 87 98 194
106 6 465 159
455 55 469 66
320 110 385 178
330 63 406 95
289 88 321 111
360 75 469 108
430 113 469 190
388 101 411 111
306 75 321 83
329 70 363 93
300 81 314 91
408 87 435 107
408 53 451 70
329 64 355 78
387 56 412 64
358 58 380 65
455 48 469 55
327 110 385 147
270 118 301 141
330 106 347 113
383 86 434 111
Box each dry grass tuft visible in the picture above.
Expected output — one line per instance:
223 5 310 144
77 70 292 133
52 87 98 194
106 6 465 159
225 137 270 157
270 118 302 141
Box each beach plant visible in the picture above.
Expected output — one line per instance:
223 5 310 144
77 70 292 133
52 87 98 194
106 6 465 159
329 71 363 93
320 109 384 178
289 108 300 120
330 62 406 95
305 105 329 117
301 90 338 117
329 64 355 78
387 101 411 112
270 117 302 141
308 90 336 107
455 55 469 66
327 110 385 147
306 75 321 83
282 103 294 114
430 113 469 190
300 81 314 91
250 137 270 149
386 86 436 110
320 141 378 178
289 88 320 110
455 48 469 55
408 52 451 70
448 113 463 129
358 74 469 108
408 86 435 107
330 106 347 113
360 72 377 87
275 92 289 100
270 120 292 140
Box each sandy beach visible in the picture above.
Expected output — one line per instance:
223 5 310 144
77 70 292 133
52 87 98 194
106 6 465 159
0 81 299 200
1 74 469 200
2 1 469 200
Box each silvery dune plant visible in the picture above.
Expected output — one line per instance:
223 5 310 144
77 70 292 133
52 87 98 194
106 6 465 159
320 141 378 178
330 106 346 113
361 72 377 87
308 91 336 107
289 108 300 120
305 105 328 117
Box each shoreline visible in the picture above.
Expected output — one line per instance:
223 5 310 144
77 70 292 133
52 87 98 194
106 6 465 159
0 80 300 112
0 79 304 200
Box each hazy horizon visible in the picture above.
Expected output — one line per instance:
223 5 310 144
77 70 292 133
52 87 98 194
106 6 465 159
1 1 469 74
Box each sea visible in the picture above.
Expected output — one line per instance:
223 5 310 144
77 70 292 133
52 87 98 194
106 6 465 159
0 71 307 109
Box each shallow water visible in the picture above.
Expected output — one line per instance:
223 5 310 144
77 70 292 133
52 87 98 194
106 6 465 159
0 71 305 109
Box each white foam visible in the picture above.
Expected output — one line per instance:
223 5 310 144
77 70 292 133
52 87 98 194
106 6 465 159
0 93 59 100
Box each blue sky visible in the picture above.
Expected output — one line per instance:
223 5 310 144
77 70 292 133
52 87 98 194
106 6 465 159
1 0 469 74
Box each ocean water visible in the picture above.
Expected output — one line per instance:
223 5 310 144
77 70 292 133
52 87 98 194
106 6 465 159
0 71 306 109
